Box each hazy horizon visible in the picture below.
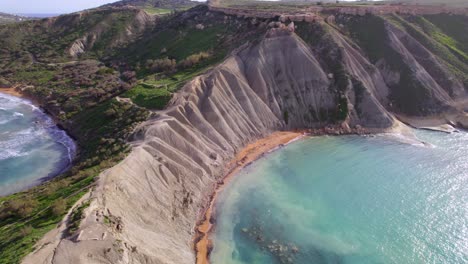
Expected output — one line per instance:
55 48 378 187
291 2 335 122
0 0 119 14
0 0 205 15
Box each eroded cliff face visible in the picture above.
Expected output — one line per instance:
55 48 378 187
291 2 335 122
23 11 467 264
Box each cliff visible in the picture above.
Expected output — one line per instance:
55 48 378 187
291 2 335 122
5 4 466 264
23 19 466 264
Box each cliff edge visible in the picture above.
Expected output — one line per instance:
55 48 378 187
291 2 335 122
22 8 467 264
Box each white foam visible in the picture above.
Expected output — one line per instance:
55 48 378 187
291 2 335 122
0 119 12 125
0 149 31 160
379 132 432 148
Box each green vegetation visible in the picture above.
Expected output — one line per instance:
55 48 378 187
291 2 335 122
424 14 468 54
351 78 365 116
335 96 349 121
0 6 262 262
67 200 91 235
117 5 265 110
0 8 146 66
0 176 93 263
296 22 350 121
386 14 468 84
143 7 173 15
214 0 384 10
122 57 218 109
122 83 172 110
14 68 54 86
121 24 230 68
104 0 196 10
283 110 289 125
0 97 149 263
344 14 433 115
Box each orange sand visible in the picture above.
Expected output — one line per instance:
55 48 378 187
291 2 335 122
195 131 305 264
0 87 23 98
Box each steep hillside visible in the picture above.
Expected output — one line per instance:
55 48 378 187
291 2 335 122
0 5 263 263
20 11 468 264
0 7 155 65
0 12 30 24
0 2 466 264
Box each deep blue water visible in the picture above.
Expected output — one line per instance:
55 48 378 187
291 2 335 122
211 130 468 264
0 93 75 196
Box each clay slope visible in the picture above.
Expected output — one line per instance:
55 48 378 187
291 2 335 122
23 28 396 264
22 13 468 264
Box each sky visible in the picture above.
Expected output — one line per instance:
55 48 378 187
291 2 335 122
0 0 204 14
0 0 119 14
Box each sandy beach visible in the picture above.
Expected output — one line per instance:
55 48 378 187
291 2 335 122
0 87 24 98
194 131 305 264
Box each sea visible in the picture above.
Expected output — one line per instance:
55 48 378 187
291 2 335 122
0 93 75 196
210 130 468 264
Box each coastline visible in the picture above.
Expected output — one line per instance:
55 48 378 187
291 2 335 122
193 124 396 264
0 86 24 98
0 86 77 195
194 131 305 264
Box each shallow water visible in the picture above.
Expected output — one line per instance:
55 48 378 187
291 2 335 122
210 130 468 264
0 93 75 196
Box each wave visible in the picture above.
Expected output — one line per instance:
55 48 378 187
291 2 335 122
0 128 42 161
0 119 12 125
0 113 25 125
0 98 76 164
0 149 31 160
0 93 26 109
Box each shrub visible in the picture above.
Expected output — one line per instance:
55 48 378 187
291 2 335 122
20 225 33 237
283 110 289 125
146 57 177 73
121 71 136 82
178 52 211 69
51 198 67 216
0 198 39 219
96 67 115 75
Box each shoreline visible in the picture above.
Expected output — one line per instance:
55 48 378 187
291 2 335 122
194 130 305 264
193 125 378 264
0 86 25 98
193 124 398 264
0 86 77 196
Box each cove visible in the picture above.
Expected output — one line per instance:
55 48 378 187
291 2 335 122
210 130 468 264
0 92 76 196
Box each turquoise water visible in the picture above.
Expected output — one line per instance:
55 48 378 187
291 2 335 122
211 131 468 264
0 93 75 196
